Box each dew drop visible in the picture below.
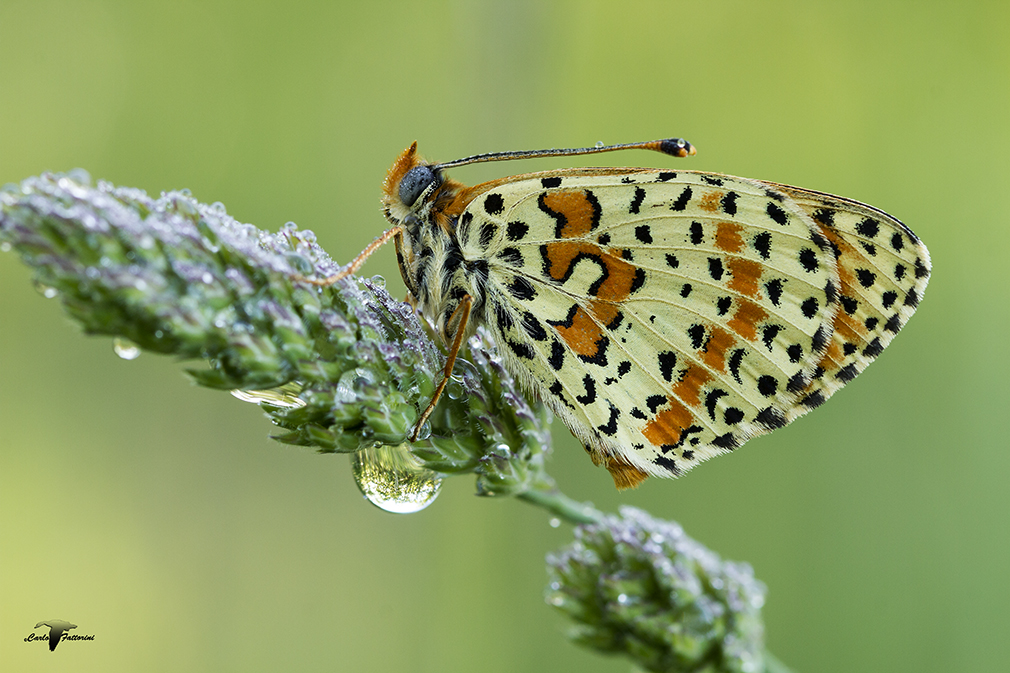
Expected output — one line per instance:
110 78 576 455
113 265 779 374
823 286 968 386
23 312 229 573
230 382 306 408
595 140 605 148
617 593 630 605
369 274 386 290
0 241 11 253
33 280 58 299
549 595 564 607
113 337 141 360
351 443 442 514
335 368 374 404
549 517 561 528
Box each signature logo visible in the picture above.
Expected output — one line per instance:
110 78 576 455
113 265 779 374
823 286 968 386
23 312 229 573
26 620 94 651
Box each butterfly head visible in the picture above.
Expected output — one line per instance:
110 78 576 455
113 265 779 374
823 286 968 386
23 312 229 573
382 142 461 228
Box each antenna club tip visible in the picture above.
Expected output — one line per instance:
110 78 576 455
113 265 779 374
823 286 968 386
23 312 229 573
657 138 696 158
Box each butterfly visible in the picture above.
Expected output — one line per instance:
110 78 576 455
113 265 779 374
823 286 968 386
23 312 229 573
317 138 930 489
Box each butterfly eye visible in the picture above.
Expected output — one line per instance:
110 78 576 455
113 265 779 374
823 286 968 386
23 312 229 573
398 165 439 207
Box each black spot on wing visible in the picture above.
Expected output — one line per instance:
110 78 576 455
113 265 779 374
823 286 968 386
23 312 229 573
507 339 534 360
507 276 536 301
653 454 680 475
835 363 859 382
597 402 620 436
630 187 646 214
757 375 778 397
801 391 825 408
728 348 745 384
799 248 819 272
855 218 879 238
705 389 728 421
712 433 739 450
765 279 784 306
723 407 744 425
672 186 693 211
840 295 858 314
497 247 523 266
658 351 677 382
507 220 528 241
548 340 565 370
717 296 732 316
479 222 497 248
812 208 835 226
721 191 738 215
755 406 787 430
766 202 788 225
688 324 706 350
520 311 547 341
484 193 504 215
690 221 703 245
856 269 876 288
575 374 597 405
708 257 724 281
646 395 666 413
762 324 783 351
541 176 562 189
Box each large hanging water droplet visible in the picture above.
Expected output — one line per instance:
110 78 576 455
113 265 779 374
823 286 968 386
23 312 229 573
113 337 141 360
230 382 306 408
351 443 442 514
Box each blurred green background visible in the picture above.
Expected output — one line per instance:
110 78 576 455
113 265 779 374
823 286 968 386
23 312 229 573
1 1 1007 671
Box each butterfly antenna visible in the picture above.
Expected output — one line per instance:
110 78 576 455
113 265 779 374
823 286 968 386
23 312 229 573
433 138 696 170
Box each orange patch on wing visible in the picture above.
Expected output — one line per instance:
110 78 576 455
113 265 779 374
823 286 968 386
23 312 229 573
700 327 735 373
598 248 640 301
542 242 640 304
834 309 866 342
589 300 621 328
699 190 723 213
602 454 650 490
642 398 695 447
715 222 745 252
542 241 594 281
552 306 606 359
541 190 597 238
726 258 763 298
727 299 768 341
672 365 712 408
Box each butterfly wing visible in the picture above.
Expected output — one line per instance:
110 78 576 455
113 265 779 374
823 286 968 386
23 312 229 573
456 169 864 485
755 182 932 420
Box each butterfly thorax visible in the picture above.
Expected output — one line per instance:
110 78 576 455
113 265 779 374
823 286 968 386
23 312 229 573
381 142 488 343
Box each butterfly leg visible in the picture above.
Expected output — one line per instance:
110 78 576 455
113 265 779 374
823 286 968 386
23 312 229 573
409 294 473 442
302 226 404 286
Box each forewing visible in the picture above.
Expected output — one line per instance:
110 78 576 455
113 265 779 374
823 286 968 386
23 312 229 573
759 183 931 419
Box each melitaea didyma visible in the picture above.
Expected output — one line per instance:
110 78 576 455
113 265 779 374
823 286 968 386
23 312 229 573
318 139 930 489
